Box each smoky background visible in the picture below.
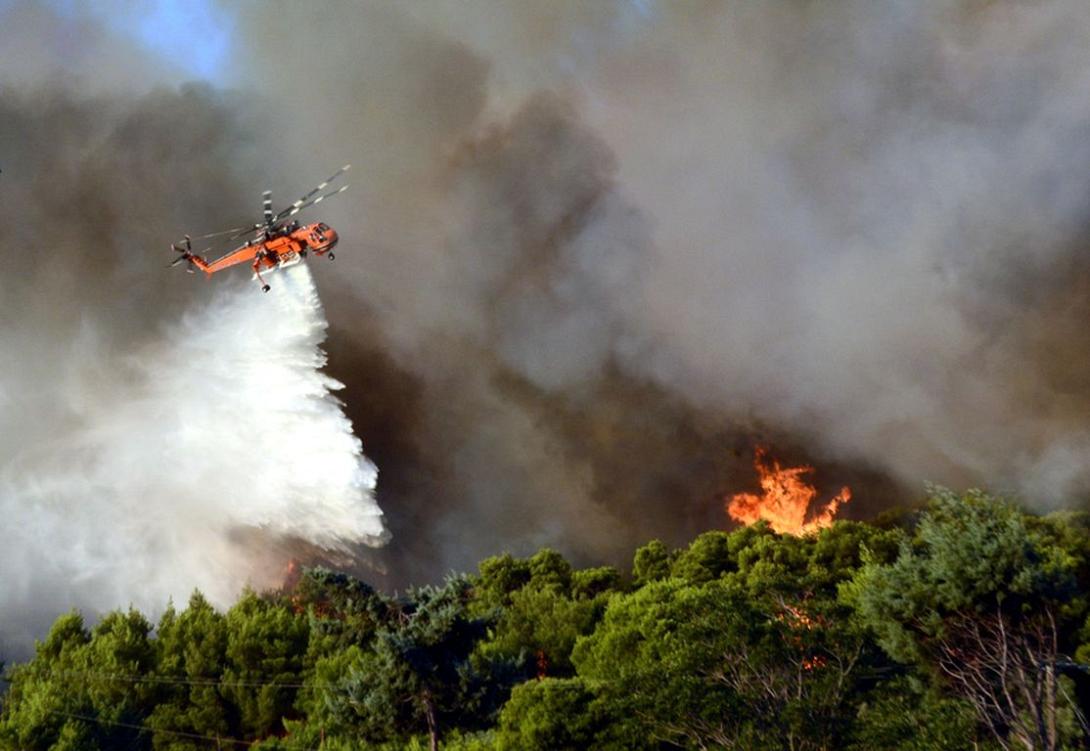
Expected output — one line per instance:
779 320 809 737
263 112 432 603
227 0 1090 580
3 0 1090 651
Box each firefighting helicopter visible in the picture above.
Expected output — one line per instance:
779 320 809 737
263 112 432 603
170 165 350 292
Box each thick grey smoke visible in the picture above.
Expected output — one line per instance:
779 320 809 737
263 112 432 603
5 0 1090 633
216 1 1090 580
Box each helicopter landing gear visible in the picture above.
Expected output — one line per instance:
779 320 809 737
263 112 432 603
262 284 271 293
328 252 335 260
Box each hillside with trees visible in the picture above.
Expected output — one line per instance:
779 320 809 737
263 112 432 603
3 489 1090 750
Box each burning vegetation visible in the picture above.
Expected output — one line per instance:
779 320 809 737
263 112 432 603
727 447 851 535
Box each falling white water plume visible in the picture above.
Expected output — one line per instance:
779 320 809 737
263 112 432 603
0 262 387 657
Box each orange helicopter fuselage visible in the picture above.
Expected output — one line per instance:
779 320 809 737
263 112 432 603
194 222 339 276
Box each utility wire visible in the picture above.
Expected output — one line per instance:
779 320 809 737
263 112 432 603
46 709 322 750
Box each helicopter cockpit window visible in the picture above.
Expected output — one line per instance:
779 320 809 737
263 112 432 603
318 223 330 232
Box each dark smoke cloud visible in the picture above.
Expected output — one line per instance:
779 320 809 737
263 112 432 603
5 0 1090 621
223 0 1090 582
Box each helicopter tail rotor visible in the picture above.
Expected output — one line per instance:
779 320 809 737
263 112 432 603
169 235 206 273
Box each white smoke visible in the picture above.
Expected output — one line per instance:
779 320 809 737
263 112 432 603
0 262 386 656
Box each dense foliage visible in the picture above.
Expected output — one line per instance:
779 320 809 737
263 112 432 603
3 489 1090 749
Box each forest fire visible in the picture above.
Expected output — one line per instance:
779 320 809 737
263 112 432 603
282 558 303 592
727 447 851 535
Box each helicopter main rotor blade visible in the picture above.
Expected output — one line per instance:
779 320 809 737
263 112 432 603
228 224 265 241
175 165 352 246
194 225 254 240
280 184 349 222
273 164 351 222
263 190 273 226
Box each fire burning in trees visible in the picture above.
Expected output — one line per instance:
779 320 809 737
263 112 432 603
727 447 850 535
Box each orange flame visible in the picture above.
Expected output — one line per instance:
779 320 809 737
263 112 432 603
727 447 850 535
778 603 827 670
282 558 302 587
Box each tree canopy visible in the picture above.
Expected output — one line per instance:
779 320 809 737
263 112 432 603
2 489 1089 750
